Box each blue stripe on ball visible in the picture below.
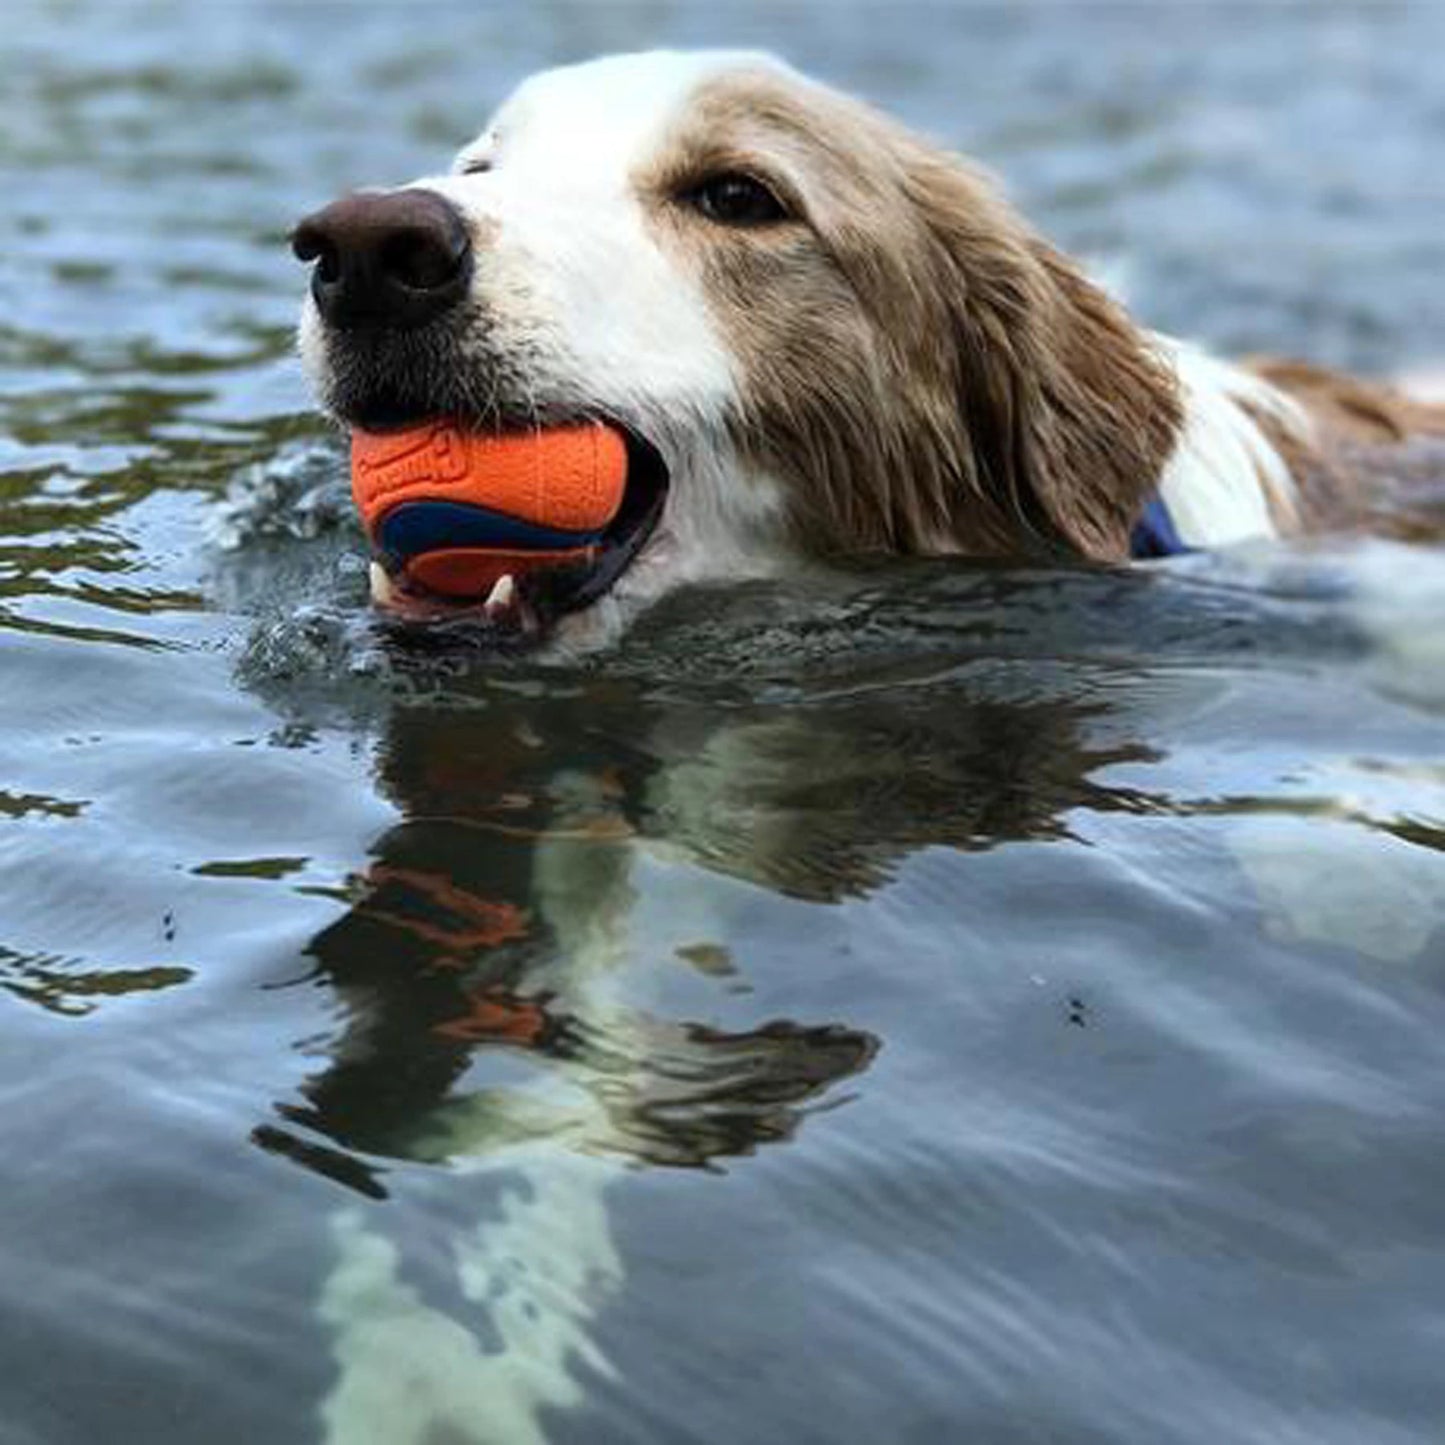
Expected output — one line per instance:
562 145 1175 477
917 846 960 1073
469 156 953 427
377 501 605 564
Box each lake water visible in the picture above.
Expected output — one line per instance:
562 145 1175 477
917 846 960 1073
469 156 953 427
3 3 1445 1443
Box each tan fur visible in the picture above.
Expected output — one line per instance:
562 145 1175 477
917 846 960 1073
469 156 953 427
1254 359 1445 444
640 71 1183 562
1246 359 1445 531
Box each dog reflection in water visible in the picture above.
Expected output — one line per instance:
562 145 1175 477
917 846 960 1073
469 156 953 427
258 698 888 1445
245 654 1161 1444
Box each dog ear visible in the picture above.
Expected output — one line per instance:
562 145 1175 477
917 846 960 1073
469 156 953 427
899 148 1183 558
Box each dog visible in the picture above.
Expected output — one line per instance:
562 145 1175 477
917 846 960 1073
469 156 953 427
292 49 1444 649
279 53 1445 1438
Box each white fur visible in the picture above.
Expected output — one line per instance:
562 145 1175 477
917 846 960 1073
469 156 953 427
425 53 793 639
1153 336 1308 547
428 53 745 416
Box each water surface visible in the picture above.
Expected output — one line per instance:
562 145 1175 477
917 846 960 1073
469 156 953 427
3 4 1445 1443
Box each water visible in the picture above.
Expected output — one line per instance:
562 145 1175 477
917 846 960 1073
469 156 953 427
3 3 1445 1442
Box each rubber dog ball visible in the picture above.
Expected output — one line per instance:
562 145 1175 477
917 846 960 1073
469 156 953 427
350 421 629 598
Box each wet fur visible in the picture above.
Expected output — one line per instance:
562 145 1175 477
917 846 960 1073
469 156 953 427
1247 358 1445 531
299 50 1445 641
648 72 1183 560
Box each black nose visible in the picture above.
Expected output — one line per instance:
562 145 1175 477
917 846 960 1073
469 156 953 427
291 189 472 330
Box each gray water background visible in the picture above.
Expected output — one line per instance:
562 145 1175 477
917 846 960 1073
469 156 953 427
2 3 1445 1442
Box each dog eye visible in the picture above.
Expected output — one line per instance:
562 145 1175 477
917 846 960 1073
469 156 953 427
685 173 789 226
459 157 493 176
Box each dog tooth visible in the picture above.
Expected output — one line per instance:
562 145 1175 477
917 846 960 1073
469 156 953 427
484 573 516 611
369 561 396 606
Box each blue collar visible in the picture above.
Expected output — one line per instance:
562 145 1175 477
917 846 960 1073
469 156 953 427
1129 495 1190 558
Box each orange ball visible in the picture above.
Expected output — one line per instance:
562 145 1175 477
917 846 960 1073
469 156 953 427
351 420 630 598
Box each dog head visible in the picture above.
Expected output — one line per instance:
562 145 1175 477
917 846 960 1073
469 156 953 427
294 50 1181 644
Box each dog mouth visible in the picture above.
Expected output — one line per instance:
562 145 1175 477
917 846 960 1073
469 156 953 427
360 422 670 641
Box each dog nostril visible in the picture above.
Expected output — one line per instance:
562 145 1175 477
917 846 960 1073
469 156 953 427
379 227 463 291
314 246 341 285
291 221 322 264
291 223 341 283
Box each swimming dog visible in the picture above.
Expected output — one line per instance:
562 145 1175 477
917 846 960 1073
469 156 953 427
293 48 1445 646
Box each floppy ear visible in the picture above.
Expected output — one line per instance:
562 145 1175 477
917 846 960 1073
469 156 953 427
900 147 1183 559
